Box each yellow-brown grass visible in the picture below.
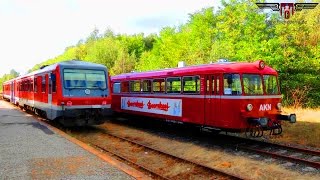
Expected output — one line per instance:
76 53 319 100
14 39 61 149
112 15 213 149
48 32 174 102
271 107 320 148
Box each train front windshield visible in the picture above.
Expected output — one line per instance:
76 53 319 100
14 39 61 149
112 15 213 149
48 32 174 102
63 69 106 89
223 74 279 95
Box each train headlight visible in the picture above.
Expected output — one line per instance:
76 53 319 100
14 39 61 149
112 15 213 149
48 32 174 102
277 103 282 110
259 60 265 69
255 60 265 70
246 104 253 111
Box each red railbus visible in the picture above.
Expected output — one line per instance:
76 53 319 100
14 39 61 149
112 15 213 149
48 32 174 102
111 60 296 137
2 60 112 126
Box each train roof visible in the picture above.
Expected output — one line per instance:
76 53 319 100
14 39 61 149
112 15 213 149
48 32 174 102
11 60 107 81
112 60 278 80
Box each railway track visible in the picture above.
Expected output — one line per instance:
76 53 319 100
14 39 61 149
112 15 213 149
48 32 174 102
87 129 243 180
6 103 242 179
109 117 320 171
10 103 319 177
233 137 320 169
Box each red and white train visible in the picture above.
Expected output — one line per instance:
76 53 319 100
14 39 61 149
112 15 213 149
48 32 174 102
111 60 296 137
2 60 112 126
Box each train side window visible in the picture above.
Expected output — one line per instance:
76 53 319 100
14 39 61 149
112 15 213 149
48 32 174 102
113 82 120 93
30 79 34 92
211 76 215 94
51 74 56 93
130 80 141 93
183 76 199 94
141 80 151 93
41 76 46 93
48 76 52 94
223 74 242 95
166 77 181 94
23 80 27 91
216 75 220 95
121 81 129 93
153 79 165 93
34 78 37 92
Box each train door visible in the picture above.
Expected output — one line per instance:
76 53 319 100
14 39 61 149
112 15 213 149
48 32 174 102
204 75 221 127
47 74 53 119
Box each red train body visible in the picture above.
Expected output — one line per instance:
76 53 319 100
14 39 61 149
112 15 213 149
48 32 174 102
2 60 112 126
111 60 296 136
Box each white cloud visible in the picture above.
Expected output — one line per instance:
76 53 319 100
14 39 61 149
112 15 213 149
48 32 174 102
0 0 218 76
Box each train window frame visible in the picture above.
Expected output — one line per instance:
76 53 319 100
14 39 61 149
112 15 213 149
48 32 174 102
242 74 264 95
41 76 46 93
129 80 141 93
166 77 181 94
216 75 221 95
152 78 165 93
223 73 242 95
63 69 107 90
141 79 152 93
34 77 38 93
113 82 121 94
121 81 129 93
51 73 57 93
263 74 279 95
30 79 34 92
182 76 200 94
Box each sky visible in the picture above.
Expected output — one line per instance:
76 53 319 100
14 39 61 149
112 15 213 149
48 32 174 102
0 0 220 76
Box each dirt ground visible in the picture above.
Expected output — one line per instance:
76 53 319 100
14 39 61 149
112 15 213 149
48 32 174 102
271 108 320 148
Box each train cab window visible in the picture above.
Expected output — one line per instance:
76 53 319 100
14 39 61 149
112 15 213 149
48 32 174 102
153 79 165 93
130 80 141 92
113 82 121 93
41 76 46 93
183 76 200 94
263 75 279 95
223 74 242 95
141 80 151 93
63 69 106 89
166 77 181 94
121 81 129 93
243 74 263 95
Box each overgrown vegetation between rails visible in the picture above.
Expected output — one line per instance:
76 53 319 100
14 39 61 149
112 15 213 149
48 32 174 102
1 0 319 107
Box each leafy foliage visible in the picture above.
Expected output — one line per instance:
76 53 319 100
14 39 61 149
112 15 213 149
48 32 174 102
1 0 319 107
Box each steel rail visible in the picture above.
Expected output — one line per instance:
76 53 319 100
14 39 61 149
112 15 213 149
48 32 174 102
101 130 244 180
238 145 320 169
93 143 169 180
